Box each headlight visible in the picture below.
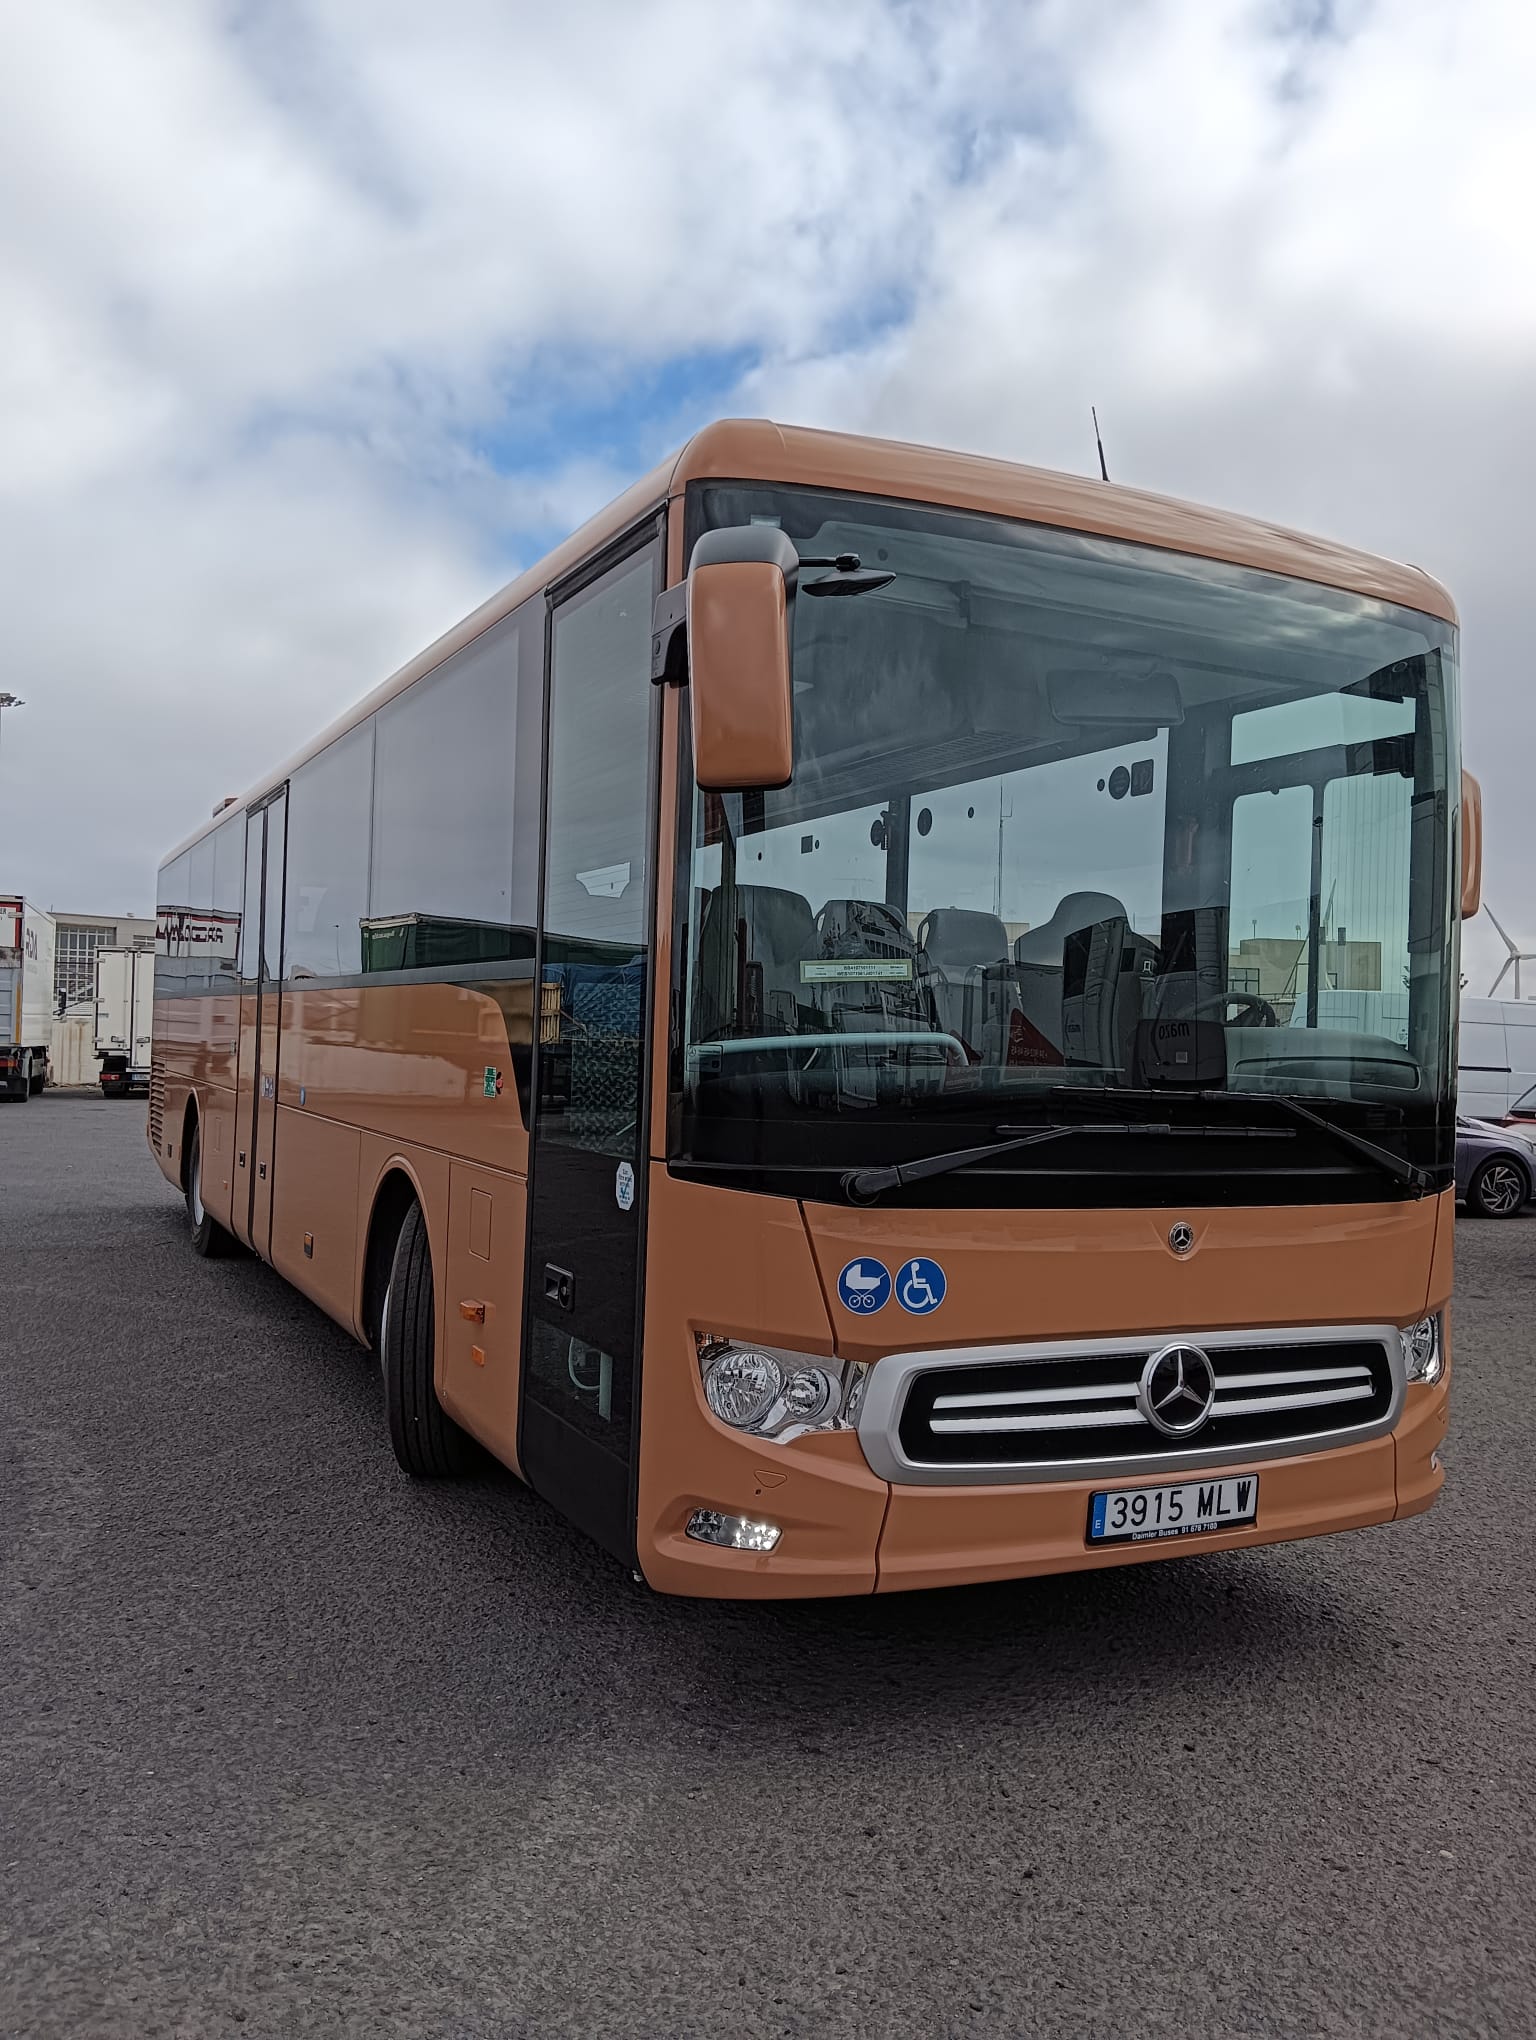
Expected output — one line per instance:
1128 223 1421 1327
696 1334 866 1441
1401 1313 1444 1386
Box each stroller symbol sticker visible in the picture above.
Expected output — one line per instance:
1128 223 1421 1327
837 1258 892 1314
896 1257 946 1315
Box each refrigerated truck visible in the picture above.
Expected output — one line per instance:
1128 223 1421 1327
0 897 54 1099
94 945 154 1096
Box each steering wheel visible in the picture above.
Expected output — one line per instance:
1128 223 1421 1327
1190 990 1278 1028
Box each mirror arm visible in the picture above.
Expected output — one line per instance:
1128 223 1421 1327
650 585 689 686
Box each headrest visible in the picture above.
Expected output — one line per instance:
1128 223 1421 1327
919 906 1010 967
816 898 914 958
706 884 816 965
1013 892 1128 965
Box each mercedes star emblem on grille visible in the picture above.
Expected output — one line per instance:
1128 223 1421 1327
1138 1343 1217 1436
1167 1221 1195 1255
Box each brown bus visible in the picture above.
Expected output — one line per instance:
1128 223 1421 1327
150 419 1475 1596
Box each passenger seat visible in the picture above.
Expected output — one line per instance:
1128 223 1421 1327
916 907 1012 1059
810 898 923 1033
1012 892 1138 1067
695 883 816 1035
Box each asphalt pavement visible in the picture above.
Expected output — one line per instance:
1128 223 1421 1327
3 1091 1534 2039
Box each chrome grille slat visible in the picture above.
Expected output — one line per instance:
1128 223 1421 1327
933 1381 1140 1412
1212 1383 1375 1418
1213 1365 1372 1392
932 1408 1150 1435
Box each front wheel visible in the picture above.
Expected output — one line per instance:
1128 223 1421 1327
185 1120 232 1257
380 1202 473 1478
1467 1155 1528 1219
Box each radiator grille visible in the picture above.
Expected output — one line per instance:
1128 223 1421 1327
896 1337 1397 1472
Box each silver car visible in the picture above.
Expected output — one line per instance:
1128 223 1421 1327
1456 1117 1536 1218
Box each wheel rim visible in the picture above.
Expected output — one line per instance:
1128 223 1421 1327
379 1278 392 1374
1481 1162 1523 1215
190 1140 205 1227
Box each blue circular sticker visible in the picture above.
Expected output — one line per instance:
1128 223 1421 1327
896 1256 946 1315
837 1257 892 1314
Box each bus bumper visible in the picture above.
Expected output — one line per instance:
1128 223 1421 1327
637 1383 1448 1600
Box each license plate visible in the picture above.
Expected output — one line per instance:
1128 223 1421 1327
1088 1474 1259 1544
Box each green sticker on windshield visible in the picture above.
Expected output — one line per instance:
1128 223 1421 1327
800 959 913 983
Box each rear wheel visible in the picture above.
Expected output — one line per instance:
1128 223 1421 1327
380 1202 472 1477
1468 1155 1528 1218
28 1057 44 1095
185 1120 232 1257
14 1052 32 1102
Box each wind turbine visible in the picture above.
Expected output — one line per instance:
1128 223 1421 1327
1486 906 1536 1000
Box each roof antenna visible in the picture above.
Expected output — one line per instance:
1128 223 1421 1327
1091 405 1110 482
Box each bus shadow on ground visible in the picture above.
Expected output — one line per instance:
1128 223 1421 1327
153 1199 1401 1736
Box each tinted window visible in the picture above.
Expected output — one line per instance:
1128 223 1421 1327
263 791 288 983
369 610 530 970
285 724 373 979
188 832 215 913
239 817 263 979
154 853 191 997
543 554 654 957
209 814 245 989
158 853 189 912
212 815 244 912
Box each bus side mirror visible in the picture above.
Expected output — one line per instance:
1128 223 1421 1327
655 526 797 792
689 562 793 791
1461 768 1482 919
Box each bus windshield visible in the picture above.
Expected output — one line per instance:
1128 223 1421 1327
675 484 1458 1200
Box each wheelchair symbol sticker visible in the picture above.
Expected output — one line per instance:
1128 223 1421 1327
896 1257 946 1315
837 1258 892 1313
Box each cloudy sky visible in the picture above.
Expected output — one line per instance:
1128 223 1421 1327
1 0 1530 989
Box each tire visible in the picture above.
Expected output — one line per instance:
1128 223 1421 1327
185 1119 232 1257
380 1202 472 1478
29 1058 44 1096
1467 1155 1528 1219
15 1052 31 1102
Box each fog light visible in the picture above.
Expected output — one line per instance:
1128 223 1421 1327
686 1509 781 1553
1402 1314 1443 1385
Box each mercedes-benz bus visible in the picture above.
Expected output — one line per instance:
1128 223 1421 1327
150 419 1477 1596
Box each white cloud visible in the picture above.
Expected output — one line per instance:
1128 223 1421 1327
0 0 1531 1007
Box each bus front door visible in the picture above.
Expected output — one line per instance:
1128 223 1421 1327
520 534 660 1564
233 787 287 1257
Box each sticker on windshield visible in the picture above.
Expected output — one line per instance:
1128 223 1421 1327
614 1160 635 1212
837 1258 892 1313
801 959 913 983
896 1257 946 1315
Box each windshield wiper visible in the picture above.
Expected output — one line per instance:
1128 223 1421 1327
1233 1089 1433 1194
1048 1083 1433 1195
842 1124 1086 1204
840 1118 1292 1205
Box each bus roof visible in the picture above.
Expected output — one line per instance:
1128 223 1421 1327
162 417 1457 864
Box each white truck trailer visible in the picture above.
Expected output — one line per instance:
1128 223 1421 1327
0 896 55 1100
93 945 155 1096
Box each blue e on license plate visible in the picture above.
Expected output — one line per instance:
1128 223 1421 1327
1088 1475 1259 1544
